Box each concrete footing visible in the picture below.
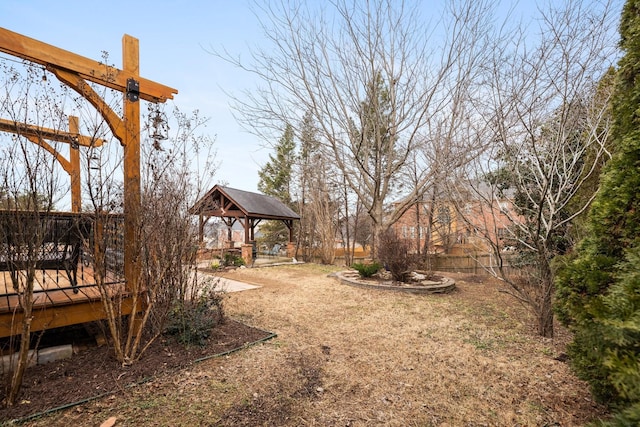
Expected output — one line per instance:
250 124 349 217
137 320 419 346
1 344 73 372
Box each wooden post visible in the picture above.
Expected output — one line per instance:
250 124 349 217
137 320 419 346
122 35 141 294
285 242 295 258
68 116 81 213
243 219 250 244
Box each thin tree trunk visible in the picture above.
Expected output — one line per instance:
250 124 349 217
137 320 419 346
342 179 352 266
6 272 34 406
537 260 555 338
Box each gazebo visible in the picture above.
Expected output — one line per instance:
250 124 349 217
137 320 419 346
189 185 300 264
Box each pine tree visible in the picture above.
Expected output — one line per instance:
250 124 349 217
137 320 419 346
258 124 295 203
257 124 297 246
555 1 640 422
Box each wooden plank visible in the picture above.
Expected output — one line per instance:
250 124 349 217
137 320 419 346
0 296 137 338
0 265 133 338
0 28 177 102
0 118 104 147
0 268 125 313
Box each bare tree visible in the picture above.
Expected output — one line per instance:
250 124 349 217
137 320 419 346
455 0 619 337
307 180 338 265
0 60 70 405
336 173 367 266
214 0 496 258
85 104 217 364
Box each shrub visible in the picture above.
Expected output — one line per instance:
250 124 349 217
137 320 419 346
352 262 381 278
222 252 245 267
377 229 416 281
209 258 221 270
165 285 225 347
554 2 640 421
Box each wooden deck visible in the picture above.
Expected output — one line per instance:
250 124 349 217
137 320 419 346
0 266 133 338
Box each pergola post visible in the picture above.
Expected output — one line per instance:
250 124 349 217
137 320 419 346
122 35 141 295
68 116 81 213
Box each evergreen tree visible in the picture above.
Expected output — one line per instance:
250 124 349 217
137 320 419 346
555 1 640 422
257 124 297 246
258 123 295 203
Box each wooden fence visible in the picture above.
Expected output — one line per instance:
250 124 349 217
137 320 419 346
426 253 519 276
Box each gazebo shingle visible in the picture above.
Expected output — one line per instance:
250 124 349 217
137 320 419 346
217 186 299 219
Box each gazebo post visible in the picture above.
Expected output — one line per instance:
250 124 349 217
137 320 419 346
285 219 296 258
226 225 234 249
240 217 254 265
198 214 204 243
241 242 254 265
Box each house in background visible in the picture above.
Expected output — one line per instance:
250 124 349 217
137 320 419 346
391 198 465 255
392 190 516 256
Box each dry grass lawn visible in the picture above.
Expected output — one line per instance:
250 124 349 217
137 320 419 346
24 263 608 426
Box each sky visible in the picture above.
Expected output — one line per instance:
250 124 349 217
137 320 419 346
1 0 269 193
1 0 624 201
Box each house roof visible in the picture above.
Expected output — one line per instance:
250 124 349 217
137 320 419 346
189 185 300 221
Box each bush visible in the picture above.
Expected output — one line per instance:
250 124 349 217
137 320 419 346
352 262 381 278
222 252 245 267
377 229 416 281
165 285 225 347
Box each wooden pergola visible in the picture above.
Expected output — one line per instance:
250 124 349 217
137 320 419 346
190 185 300 262
0 27 177 297
0 116 105 213
0 28 177 337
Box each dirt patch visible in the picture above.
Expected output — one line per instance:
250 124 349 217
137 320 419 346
219 351 325 426
15 264 610 426
0 320 272 422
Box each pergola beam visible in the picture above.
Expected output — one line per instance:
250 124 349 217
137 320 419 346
51 68 126 143
0 27 177 103
0 115 93 212
0 117 104 147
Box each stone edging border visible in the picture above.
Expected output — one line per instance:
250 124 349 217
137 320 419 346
332 270 456 294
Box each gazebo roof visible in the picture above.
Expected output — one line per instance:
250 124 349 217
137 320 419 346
190 185 300 221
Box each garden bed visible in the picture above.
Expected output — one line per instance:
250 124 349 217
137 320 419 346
333 269 456 294
0 320 274 422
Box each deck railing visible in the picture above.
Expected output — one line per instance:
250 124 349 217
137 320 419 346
0 210 124 296
0 210 129 337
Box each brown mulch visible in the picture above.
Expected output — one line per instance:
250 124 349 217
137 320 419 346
0 320 273 422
